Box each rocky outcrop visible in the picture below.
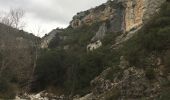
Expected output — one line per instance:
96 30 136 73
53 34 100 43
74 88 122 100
123 0 144 32
71 0 167 52
87 40 102 51
15 91 68 100
70 1 123 32
76 55 170 100
71 0 165 33
86 23 106 51
41 29 62 48
91 23 107 42
143 0 166 22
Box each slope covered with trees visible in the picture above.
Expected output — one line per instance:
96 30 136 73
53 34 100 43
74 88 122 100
0 23 39 98
0 0 170 99
32 1 170 99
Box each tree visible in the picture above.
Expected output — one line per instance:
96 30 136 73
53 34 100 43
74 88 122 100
0 8 25 29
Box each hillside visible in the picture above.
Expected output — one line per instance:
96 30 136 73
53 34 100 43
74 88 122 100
27 0 170 100
0 0 170 100
0 23 40 98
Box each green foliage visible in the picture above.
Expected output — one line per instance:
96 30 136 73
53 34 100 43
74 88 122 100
32 2 170 98
105 66 122 80
0 53 2 66
102 88 120 100
32 49 66 91
164 50 170 74
63 50 108 94
159 87 170 100
0 52 18 98
49 22 101 49
34 47 120 95
0 78 9 93
102 32 121 46
34 20 121 95
48 34 61 48
139 27 170 51
0 76 16 99
145 68 155 80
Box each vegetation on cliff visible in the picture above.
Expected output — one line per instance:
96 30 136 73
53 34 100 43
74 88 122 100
123 2 170 73
33 22 121 95
0 23 39 99
0 1 170 99
33 1 170 99
122 2 170 99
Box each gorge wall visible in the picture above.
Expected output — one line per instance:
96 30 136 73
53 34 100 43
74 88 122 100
70 0 166 32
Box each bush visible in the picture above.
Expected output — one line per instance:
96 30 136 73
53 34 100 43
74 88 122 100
164 50 170 74
32 49 66 92
0 77 16 99
0 52 17 98
34 28 121 95
103 88 120 100
49 22 101 49
48 33 61 48
159 87 170 100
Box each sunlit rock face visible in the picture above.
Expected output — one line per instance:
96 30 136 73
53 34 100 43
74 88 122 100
70 0 166 32
123 0 166 32
124 0 144 32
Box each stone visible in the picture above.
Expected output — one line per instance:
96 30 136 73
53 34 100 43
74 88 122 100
90 68 113 95
119 56 129 69
71 19 82 29
87 40 102 51
91 23 107 42
73 93 93 100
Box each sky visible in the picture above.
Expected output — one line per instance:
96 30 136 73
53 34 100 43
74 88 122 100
0 0 107 37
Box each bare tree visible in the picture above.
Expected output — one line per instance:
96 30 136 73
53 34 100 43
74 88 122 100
0 8 25 29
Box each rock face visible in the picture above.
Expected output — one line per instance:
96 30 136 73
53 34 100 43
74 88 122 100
41 29 62 48
87 40 102 51
84 0 166 51
70 0 165 33
91 23 107 42
16 91 68 100
86 23 106 51
123 0 144 32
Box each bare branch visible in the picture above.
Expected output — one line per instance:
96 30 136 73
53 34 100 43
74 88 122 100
0 8 25 29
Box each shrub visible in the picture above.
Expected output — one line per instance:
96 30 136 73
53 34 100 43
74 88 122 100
32 49 66 92
103 88 120 100
0 77 16 99
164 50 170 74
145 68 155 80
159 87 170 100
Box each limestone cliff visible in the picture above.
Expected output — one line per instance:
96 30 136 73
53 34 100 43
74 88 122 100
71 0 165 32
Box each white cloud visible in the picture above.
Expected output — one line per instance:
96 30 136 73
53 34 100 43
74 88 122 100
0 0 107 37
